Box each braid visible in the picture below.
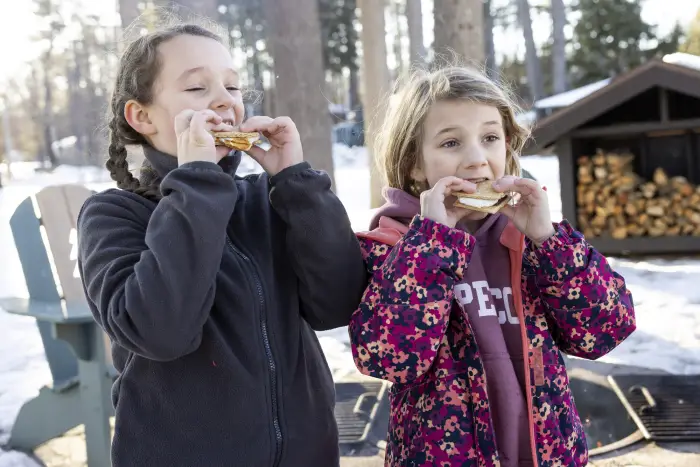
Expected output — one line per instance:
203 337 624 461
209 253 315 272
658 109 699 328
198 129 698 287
106 116 139 190
106 115 162 202
136 164 163 202
132 182 163 203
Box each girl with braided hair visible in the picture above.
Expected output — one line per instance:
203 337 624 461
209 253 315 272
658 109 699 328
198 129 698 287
77 22 366 467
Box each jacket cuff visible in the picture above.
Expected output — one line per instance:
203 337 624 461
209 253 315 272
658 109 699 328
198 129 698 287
526 220 577 254
268 162 312 186
525 220 586 283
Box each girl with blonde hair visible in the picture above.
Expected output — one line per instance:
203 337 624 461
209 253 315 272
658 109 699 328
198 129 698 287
349 65 636 467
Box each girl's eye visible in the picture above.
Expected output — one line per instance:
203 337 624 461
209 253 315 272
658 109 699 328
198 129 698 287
441 139 458 148
484 135 501 143
185 86 240 92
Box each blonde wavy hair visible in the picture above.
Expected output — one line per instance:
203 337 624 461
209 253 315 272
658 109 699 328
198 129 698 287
375 65 530 195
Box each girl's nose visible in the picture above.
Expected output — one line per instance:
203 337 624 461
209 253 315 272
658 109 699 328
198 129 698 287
461 145 489 169
212 86 238 110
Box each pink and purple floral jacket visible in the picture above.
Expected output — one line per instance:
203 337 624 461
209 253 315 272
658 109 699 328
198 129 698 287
349 215 636 467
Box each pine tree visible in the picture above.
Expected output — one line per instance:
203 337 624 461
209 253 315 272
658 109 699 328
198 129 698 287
319 0 359 107
319 0 358 73
657 22 685 56
569 0 655 86
680 9 700 56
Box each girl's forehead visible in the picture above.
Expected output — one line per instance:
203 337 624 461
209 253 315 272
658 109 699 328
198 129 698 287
425 101 502 128
157 35 236 79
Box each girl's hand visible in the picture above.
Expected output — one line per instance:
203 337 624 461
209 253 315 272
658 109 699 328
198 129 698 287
239 116 303 176
174 109 235 166
420 176 476 228
493 175 555 245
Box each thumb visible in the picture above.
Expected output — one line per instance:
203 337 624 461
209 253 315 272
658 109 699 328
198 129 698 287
174 109 196 136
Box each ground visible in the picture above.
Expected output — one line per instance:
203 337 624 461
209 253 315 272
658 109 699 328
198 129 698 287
10 363 700 467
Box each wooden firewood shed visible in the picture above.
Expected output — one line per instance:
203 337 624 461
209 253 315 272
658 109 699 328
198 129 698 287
524 58 700 256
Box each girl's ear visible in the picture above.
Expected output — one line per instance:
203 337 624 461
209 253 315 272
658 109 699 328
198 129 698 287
124 99 157 136
408 165 429 196
410 165 427 183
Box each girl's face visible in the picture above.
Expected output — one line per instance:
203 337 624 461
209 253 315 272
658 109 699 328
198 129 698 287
413 100 508 221
127 34 245 160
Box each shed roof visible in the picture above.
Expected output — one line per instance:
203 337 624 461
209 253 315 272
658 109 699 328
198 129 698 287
525 58 700 154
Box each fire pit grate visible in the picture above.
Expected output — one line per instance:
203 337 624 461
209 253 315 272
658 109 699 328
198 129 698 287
608 374 700 441
334 381 388 445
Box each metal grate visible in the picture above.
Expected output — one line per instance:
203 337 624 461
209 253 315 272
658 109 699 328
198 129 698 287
334 381 387 445
608 374 700 441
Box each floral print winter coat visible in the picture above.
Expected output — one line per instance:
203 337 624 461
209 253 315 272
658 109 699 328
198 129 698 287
349 215 636 467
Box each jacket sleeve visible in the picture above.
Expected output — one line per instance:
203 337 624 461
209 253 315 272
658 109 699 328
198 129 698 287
77 162 238 361
268 162 366 331
348 216 475 384
524 220 636 360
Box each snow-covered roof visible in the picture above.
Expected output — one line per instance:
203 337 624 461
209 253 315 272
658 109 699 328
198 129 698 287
516 110 537 126
526 54 700 153
663 52 700 72
534 79 611 110
534 53 700 111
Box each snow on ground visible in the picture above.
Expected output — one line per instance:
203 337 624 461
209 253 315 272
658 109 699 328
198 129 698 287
1 146 700 464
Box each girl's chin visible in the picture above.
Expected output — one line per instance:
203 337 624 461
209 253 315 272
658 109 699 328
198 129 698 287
461 210 489 221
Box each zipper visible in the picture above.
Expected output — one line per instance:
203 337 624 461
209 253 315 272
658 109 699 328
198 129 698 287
509 246 539 467
226 236 283 466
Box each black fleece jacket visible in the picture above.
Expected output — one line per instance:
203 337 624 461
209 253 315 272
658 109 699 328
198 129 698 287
77 146 367 467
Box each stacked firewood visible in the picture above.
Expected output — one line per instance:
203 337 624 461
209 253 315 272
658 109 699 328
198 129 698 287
576 149 700 239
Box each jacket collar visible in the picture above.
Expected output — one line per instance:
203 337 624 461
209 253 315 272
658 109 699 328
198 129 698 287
140 144 241 180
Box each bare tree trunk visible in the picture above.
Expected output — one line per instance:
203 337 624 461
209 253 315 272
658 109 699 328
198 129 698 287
118 0 141 28
483 0 497 79
251 56 264 116
41 50 58 168
28 66 43 159
179 0 219 20
263 0 335 187
358 0 390 208
2 96 14 181
516 0 545 101
348 68 360 110
433 0 484 64
264 85 275 118
392 0 404 78
551 0 568 93
67 41 84 162
406 0 425 66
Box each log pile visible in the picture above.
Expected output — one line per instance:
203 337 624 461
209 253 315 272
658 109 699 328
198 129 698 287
576 149 700 239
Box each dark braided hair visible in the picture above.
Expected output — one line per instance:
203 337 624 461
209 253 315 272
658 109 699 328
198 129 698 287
107 24 222 202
